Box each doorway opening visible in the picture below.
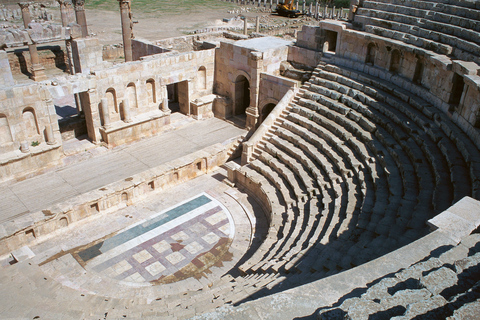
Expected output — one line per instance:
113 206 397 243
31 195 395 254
261 103 276 123
234 75 250 116
449 73 465 108
167 80 190 115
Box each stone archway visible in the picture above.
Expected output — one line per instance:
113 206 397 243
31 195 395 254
234 75 250 116
261 103 276 123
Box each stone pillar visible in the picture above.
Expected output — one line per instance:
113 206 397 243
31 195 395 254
314 1 319 19
121 99 132 123
245 51 262 130
349 0 360 21
244 17 248 35
296 1 298 10
73 0 88 37
118 0 133 62
309 3 312 16
100 98 111 129
57 0 75 75
0 50 14 87
20 141 30 153
44 124 56 145
58 0 70 26
302 2 305 13
256 16 260 33
161 85 169 112
18 2 47 81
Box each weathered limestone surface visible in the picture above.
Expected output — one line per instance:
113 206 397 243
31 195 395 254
0 83 62 181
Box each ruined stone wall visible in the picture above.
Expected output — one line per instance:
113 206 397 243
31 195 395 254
8 45 68 75
71 37 103 74
83 48 215 144
0 50 14 87
0 82 62 181
131 39 169 61
214 40 290 122
300 21 480 146
258 73 298 118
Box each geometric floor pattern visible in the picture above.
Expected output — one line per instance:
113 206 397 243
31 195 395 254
73 193 235 284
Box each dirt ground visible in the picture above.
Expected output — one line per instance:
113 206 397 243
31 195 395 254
3 2 304 45
76 6 281 44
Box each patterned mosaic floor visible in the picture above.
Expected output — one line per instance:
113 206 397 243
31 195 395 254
72 193 235 284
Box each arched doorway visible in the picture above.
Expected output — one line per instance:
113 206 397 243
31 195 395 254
261 103 276 122
365 43 376 66
235 75 250 116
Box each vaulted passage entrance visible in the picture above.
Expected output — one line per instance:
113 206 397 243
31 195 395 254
234 75 250 116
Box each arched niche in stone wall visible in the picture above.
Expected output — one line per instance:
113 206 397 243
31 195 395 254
0 114 13 144
390 49 402 74
365 42 377 66
105 88 120 122
197 66 207 91
413 55 425 85
22 107 39 138
234 75 250 116
126 82 138 109
146 79 156 105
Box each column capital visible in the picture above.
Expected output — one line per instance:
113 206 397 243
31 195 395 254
118 0 131 8
18 2 32 11
72 0 85 10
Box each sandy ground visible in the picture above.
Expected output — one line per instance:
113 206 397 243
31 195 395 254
85 7 267 44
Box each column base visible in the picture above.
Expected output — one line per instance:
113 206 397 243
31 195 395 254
30 65 48 82
245 106 259 130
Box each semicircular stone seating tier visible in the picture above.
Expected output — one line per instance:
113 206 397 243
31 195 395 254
353 0 480 64
2 64 480 320
234 57 480 294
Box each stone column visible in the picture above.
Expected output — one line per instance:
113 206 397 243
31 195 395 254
244 17 248 35
73 0 88 37
121 99 132 123
245 51 262 130
302 2 305 13
57 0 75 74
118 0 133 62
18 2 47 81
20 141 30 153
100 98 111 129
161 85 169 112
309 3 313 16
45 124 56 145
256 16 260 33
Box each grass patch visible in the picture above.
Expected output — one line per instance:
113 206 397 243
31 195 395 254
86 0 236 16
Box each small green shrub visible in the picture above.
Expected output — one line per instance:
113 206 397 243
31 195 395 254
31 141 40 147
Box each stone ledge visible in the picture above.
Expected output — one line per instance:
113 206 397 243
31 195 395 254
0 135 244 257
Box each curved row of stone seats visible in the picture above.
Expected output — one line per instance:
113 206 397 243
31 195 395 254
282 86 424 276
242 128 336 273
240 56 480 286
366 0 480 16
317 232 480 320
310 66 459 211
354 0 480 63
361 0 480 33
326 64 474 215
319 58 480 200
0 257 286 319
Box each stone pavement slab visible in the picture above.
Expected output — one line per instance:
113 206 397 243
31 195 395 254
0 117 246 223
